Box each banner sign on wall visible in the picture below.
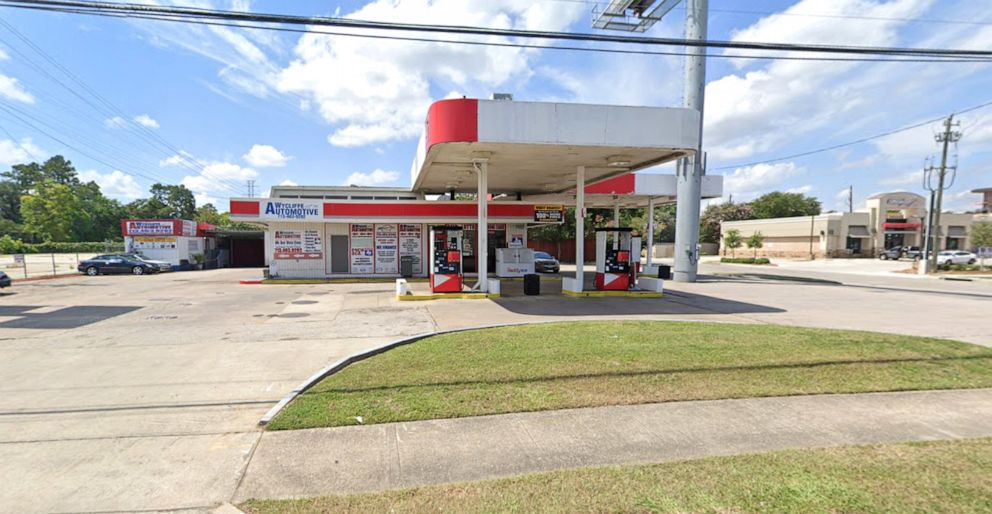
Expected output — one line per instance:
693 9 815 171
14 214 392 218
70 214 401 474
399 224 423 275
126 221 175 235
374 224 398 274
274 229 323 259
181 220 197 236
260 200 324 220
534 205 564 223
350 224 374 273
133 236 177 249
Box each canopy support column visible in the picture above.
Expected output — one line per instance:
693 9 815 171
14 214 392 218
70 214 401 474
574 165 585 291
646 197 656 267
473 158 489 292
613 200 621 250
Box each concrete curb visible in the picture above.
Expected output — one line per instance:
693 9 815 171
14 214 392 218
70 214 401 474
258 320 569 427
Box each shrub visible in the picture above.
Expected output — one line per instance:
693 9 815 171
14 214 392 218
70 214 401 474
0 238 123 255
720 257 771 265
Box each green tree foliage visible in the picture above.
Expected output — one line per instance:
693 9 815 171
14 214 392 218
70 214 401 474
700 202 753 244
747 231 765 258
723 228 743 258
20 180 81 242
971 223 992 262
150 183 196 219
194 203 226 225
750 191 821 219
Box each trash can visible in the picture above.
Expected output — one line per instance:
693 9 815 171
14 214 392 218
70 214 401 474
657 264 671 279
523 273 540 295
400 256 414 278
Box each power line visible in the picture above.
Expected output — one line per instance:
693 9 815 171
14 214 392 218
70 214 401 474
2 0 992 59
27 7 992 65
0 19 249 195
710 98 992 171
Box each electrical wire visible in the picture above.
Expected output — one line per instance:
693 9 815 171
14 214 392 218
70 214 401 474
26 7 992 64
1 0 991 59
710 98 992 171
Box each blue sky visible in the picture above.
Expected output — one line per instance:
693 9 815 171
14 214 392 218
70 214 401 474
0 0 990 212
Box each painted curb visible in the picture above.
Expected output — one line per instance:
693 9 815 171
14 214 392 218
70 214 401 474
257 319 587 427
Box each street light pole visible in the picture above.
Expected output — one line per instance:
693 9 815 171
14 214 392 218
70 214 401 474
673 0 708 283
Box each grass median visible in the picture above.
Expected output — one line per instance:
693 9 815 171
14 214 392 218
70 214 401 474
241 438 992 514
267 321 992 430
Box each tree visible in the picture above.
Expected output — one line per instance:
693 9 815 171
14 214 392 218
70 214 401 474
972 223 992 268
700 202 753 243
125 197 173 219
723 228 742 258
194 203 225 225
747 231 765 258
750 192 821 219
150 183 196 219
20 180 81 241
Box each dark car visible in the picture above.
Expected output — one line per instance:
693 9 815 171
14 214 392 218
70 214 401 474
0 270 10 288
78 255 159 276
879 246 923 261
533 251 560 273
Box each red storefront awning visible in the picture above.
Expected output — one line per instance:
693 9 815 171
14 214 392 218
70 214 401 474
882 222 921 230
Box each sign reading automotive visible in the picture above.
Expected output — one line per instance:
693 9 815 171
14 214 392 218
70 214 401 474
274 229 322 259
399 224 423 275
375 224 398 274
534 205 564 223
261 200 323 220
126 220 175 235
350 223 374 273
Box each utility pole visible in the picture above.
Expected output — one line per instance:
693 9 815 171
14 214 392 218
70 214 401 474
847 185 853 213
246 180 256 198
673 0 708 283
924 115 961 272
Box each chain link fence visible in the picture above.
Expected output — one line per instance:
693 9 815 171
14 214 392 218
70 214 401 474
0 253 100 280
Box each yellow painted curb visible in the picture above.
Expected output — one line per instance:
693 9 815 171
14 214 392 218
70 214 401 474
262 278 430 285
397 293 500 301
561 289 663 298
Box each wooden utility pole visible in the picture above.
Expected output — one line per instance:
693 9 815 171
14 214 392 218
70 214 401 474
925 115 961 271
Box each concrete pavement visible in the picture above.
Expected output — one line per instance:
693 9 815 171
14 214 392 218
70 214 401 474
0 269 437 513
234 388 992 501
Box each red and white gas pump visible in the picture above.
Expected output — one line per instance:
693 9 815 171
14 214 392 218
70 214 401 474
430 225 464 293
594 228 641 291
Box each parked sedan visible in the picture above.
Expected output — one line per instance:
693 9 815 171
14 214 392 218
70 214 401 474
0 270 10 288
78 255 159 276
533 251 560 273
936 250 977 266
123 252 173 272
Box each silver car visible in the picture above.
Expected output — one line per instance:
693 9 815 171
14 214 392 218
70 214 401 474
936 251 977 266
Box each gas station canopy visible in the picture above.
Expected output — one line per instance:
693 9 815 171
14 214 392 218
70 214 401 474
411 98 701 195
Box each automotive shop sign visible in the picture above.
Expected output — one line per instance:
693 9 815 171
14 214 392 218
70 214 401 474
125 220 175 235
261 200 323 220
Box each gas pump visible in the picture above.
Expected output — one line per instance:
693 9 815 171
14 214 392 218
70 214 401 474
430 225 464 293
594 228 641 290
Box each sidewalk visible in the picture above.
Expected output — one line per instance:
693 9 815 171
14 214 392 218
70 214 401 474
234 388 992 502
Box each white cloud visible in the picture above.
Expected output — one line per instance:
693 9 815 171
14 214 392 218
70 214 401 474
278 179 298 186
0 138 44 166
159 150 196 167
721 162 802 201
194 192 219 207
0 74 34 103
277 0 585 147
786 185 813 194
105 116 127 128
879 169 924 186
705 0 936 161
243 144 290 167
78 169 144 200
133 114 159 129
344 169 400 186
181 161 258 195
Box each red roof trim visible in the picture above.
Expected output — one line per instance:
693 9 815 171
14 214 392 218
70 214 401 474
426 98 478 152
324 202 534 218
882 222 921 229
585 174 635 195
230 200 260 215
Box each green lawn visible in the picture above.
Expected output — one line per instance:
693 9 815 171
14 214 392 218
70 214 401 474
241 438 992 514
267 321 992 430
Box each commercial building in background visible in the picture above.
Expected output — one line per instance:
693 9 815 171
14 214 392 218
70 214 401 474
720 190 992 259
121 219 213 266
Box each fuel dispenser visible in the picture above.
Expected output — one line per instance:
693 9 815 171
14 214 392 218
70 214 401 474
594 227 641 291
430 225 464 293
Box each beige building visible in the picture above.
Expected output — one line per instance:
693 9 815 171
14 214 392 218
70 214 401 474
720 191 992 259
